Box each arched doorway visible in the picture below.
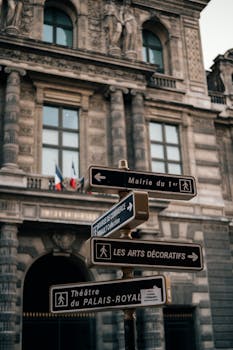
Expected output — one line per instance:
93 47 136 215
22 253 96 350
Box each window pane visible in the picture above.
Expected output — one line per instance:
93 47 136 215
167 146 180 161
165 125 179 144
43 106 59 127
168 163 182 175
43 24 53 43
151 50 163 71
143 30 161 47
62 151 79 177
149 123 163 142
43 130 58 145
44 8 53 23
56 28 72 46
63 132 78 147
63 109 78 129
57 12 72 26
42 148 58 175
142 47 147 62
151 144 164 159
152 161 165 173
148 48 157 64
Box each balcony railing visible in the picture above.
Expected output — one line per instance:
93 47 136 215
26 175 84 192
27 175 54 190
208 91 226 104
149 73 186 93
150 74 176 89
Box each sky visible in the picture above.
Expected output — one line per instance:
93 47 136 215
200 0 233 70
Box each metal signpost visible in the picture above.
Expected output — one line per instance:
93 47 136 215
92 191 149 237
50 276 167 314
86 165 197 200
51 162 201 350
85 237 203 271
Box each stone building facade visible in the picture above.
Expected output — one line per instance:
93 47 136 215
0 0 232 350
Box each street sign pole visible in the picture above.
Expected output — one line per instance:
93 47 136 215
119 160 137 350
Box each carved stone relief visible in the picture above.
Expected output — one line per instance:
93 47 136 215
0 48 145 85
88 0 104 51
52 232 76 253
0 0 33 35
185 27 203 82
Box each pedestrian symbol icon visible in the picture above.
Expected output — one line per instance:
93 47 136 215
55 292 68 308
179 179 192 193
96 243 111 260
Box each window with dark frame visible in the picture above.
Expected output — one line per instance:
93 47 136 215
42 105 79 177
43 7 73 47
149 122 182 175
142 29 164 73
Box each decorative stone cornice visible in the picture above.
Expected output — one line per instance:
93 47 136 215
0 37 153 88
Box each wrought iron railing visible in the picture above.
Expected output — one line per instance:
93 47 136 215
208 91 226 104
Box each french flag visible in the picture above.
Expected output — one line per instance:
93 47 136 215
55 165 63 191
70 161 77 189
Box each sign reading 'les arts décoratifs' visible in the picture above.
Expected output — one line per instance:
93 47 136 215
86 237 203 271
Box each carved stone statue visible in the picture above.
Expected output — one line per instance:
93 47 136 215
123 5 137 53
104 2 123 49
0 0 23 32
104 2 138 59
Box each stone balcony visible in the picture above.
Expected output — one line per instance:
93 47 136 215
148 73 185 91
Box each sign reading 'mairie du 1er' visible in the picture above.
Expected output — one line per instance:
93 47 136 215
86 237 203 271
87 166 197 200
50 276 167 313
92 191 149 237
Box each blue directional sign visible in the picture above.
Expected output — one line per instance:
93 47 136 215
92 191 149 237
87 166 197 200
87 237 203 271
50 275 167 313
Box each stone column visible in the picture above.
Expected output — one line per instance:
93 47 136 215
109 86 128 167
0 224 19 350
1 67 26 171
131 90 149 171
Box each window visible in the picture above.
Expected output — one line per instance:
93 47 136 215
42 105 79 177
142 29 164 73
149 122 182 174
43 7 73 47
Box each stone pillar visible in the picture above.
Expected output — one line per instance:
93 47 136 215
109 86 128 167
145 309 163 349
1 67 26 171
0 224 18 350
131 90 149 170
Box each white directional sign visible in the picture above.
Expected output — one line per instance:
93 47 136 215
92 191 149 237
86 166 197 200
50 276 167 313
84 237 203 271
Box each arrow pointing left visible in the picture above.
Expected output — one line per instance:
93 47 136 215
94 172 106 182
